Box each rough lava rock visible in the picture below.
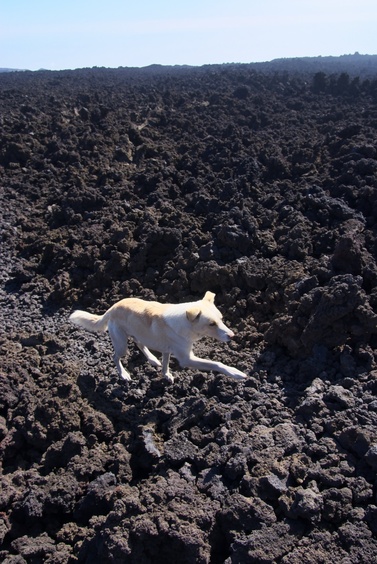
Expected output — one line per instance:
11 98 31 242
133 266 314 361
1 61 377 562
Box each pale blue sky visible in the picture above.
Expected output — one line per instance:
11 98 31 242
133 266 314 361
1 0 376 70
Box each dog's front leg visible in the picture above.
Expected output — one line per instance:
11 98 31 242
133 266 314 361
181 353 247 380
136 342 162 368
162 353 174 382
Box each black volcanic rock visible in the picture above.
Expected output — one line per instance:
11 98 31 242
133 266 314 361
1 61 377 562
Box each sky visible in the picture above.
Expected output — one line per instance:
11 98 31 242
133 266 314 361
1 0 376 71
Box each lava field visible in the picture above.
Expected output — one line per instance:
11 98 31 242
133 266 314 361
1 59 377 562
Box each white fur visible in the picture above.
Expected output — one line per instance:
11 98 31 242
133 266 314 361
69 291 247 382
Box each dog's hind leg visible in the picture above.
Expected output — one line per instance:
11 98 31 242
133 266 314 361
136 342 162 368
108 323 131 380
162 353 174 382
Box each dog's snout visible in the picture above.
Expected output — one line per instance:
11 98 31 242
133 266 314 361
217 320 235 341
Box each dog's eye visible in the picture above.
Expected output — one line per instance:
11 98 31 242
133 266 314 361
209 321 217 327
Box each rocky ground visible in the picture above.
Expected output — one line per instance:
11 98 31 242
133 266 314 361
1 61 377 563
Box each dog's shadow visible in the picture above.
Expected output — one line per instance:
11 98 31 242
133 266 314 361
75 357 203 481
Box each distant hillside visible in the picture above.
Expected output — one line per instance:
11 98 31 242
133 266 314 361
0 68 27 73
252 53 377 77
1 53 377 77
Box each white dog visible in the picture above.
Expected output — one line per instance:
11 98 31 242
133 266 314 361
69 291 247 382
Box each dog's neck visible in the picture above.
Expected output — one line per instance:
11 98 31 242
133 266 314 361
163 303 201 343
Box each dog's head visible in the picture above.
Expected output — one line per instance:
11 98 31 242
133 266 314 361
186 292 235 342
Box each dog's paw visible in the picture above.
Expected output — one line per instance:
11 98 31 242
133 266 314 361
228 368 248 380
120 371 132 381
164 372 174 383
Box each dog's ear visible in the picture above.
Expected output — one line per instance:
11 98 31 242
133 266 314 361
203 291 215 303
186 307 201 322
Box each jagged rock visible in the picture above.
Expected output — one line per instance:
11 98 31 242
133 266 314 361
1 63 377 562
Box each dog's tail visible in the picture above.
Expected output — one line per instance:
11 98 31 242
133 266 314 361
69 309 109 333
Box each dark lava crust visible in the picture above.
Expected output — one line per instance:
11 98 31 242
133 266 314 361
1 62 377 563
